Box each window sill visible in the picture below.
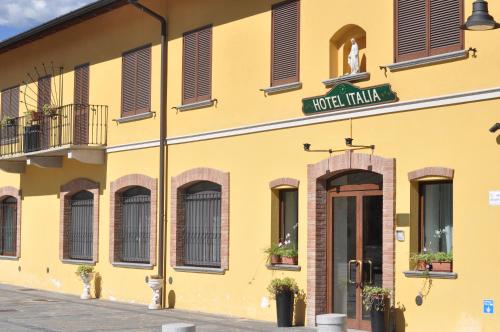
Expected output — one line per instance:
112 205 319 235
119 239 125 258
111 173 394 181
0 255 19 261
61 259 96 266
261 82 302 95
266 264 301 271
322 72 370 88
175 99 216 112
112 262 153 270
384 50 468 72
173 266 225 275
113 112 154 123
403 270 457 279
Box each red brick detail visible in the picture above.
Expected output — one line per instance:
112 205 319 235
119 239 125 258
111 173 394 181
109 174 158 265
269 177 299 189
408 167 454 181
306 151 395 326
0 187 21 258
170 168 230 270
60 179 100 262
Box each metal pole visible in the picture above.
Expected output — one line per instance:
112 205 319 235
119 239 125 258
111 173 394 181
128 0 167 308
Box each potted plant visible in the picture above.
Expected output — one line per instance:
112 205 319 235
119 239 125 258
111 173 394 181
146 274 164 310
429 252 453 272
267 277 298 327
42 104 58 117
1 116 15 126
264 243 282 264
411 252 432 271
281 247 298 265
76 265 94 300
362 286 391 332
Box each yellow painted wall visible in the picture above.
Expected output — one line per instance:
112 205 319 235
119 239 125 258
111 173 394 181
0 1 499 331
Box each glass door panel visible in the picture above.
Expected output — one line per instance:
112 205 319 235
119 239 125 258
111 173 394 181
332 196 357 319
361 195 383 321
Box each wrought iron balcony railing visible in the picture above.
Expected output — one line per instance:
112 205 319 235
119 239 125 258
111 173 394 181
0 104 108 158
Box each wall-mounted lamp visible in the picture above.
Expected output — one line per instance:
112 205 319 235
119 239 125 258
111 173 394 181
303 143 311 151
462 0 499 31
302 139 374 155
489 123 500 133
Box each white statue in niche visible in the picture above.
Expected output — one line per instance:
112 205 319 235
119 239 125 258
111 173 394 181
348 38 360 75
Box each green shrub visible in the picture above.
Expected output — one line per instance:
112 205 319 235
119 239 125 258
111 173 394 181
411 252 452 263
362 286 391 312
76 265 94 276
267 277 298 297
264 243 282 256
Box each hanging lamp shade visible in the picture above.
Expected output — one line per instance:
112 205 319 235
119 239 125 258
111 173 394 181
462 0 498 30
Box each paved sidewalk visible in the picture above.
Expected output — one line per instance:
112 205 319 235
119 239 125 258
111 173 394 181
0 284 316 332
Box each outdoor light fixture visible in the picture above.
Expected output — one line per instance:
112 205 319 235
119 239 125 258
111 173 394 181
462 0 499 31
489 123 500 133
302 139 374 155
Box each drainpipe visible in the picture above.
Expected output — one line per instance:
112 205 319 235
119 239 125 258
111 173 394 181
128 0 168 308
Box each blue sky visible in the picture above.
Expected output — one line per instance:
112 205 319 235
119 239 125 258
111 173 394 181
0 0 96 41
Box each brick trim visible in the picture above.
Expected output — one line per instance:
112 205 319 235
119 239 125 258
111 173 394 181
408 167 454 181
0 187 21 258
60 178 100 262
269 177 299 189
306 151 395 326
170 167 230 270
109 174 158 265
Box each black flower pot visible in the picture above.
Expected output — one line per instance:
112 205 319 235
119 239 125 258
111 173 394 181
276 290 294 327
370 298 387 332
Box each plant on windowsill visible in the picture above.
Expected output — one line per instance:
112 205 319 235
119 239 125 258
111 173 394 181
411 252 453 272
279 233 298 265
1 116 15 126
42 104 59 117
75 265 94 300
362 286 391 332
264 243 282 264
267 277 299 327
146 274 163 310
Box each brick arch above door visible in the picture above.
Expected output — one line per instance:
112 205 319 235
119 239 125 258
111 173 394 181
305 151 395 326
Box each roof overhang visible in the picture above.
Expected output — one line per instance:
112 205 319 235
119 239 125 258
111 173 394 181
0 0 128 55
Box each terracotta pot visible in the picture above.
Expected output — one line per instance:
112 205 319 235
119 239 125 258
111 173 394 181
431 261 453 272
270 255 281 265
281 256 298 265
416 260 428 271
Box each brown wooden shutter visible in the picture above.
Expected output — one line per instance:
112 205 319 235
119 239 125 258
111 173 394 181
74 64 89 105
1 86 19 119
182 26 212 105
271 0 300 87
395 0 463 62
37 75 52 112
121 45 151 117
135 46 151 113
429 0 463 55
395 0 428 62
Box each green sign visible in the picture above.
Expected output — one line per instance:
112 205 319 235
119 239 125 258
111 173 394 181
302 83 397 115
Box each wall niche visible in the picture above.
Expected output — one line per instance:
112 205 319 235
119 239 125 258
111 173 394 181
329 25 367 78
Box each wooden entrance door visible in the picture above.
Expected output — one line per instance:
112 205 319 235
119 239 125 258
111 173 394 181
327 183 383 331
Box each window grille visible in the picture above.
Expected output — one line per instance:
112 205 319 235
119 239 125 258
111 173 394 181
69 191 93 260
0 196 17 256
121 187 150 263
183 182 221 267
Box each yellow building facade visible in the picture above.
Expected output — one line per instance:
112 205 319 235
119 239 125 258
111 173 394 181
0 1 499 331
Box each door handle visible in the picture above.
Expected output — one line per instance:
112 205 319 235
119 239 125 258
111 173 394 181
364 259 373 285
348 260 358 285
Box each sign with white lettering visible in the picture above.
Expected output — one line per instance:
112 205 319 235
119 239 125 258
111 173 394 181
302 83 397 115
489 191 500 206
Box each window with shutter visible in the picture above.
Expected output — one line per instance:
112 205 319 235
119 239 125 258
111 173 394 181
74 64 89 105
395 0 463 62
271 0 300 87
121 45 151 117
182 25 212 105
1 86 19 119
37 75 52 111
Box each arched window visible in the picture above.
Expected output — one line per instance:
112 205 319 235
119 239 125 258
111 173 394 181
69 191 94 261
0 196 17 257
183 181 221 267
121 186 151 263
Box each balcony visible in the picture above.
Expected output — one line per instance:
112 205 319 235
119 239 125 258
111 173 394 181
0 104 108 173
